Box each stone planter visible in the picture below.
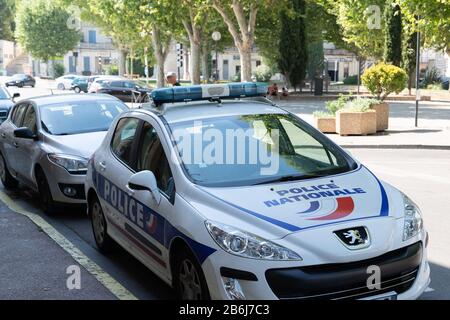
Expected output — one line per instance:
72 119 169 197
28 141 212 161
371 102 389 131
336 110 377 136
314 117 336 133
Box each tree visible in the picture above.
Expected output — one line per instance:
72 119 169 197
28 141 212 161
211 0 274 82
403 29 417 95
277 0 308 90
15 0 81 75
317 0 386 59
0 0 16 41
384 2 403 66
400 0 450 55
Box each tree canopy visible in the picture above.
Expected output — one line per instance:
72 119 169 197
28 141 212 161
15 0 81 63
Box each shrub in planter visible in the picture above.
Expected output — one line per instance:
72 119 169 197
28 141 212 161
336 99 377 136
362 63 408 101
313 95 350 133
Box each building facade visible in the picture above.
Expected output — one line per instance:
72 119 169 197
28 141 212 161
31 22 120 76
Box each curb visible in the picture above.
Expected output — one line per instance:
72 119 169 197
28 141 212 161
340 144 450 150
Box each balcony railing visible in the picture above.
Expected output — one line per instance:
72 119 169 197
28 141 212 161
76 42 116 50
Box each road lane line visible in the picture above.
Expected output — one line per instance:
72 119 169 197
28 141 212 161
0 190 138 300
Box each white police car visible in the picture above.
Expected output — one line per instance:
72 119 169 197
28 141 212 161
85 83 430 300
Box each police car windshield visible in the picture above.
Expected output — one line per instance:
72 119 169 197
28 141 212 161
40 100 127 136
169 113 356 187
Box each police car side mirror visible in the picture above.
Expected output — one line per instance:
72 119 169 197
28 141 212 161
127 171 161 205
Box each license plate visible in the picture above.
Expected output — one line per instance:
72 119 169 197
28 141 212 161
362 291 398 300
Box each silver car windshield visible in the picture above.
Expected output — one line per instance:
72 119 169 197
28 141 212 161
0 88 10 100
40 100 127 136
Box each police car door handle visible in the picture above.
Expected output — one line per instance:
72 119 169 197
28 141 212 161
1 133 6 138
98 161 107 171
125 184 135 197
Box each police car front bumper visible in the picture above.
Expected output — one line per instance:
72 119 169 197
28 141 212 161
202 240 430 300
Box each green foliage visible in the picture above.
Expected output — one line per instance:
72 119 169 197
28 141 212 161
384 2 403 66
313 111 334 119
307 41 324 80
341 97 381 113
53 62 65 78
277 0 308 89
400 0 450 54
362 63 408 100
15 0 81 63
343 75 358 85
0 0 16 41
317 0 386 59
422 67 442 87
325 94 350 115
252 65 273 82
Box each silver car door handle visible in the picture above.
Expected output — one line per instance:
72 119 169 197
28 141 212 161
98 161 107 171
13 142 19 148
1 133 6 138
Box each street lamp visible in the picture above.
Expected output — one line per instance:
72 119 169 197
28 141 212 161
212 31 221 82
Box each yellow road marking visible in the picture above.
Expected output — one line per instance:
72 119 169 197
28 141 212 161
0 190 138 300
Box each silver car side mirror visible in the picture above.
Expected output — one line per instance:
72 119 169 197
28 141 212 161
127 170 161 205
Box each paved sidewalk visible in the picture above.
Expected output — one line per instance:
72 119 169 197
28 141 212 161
280 100 450 149
0 199 116 300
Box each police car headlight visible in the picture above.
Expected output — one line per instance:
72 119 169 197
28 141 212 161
402 194 423 241
205 221 302 261
48 154 88 174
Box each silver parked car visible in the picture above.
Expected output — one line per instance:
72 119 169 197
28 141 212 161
0 94 128 214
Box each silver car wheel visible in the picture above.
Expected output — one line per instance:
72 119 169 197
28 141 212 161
179 259 202 300
92 202 106 245
0 156 6 181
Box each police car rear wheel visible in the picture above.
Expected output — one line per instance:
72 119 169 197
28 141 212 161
174 250 210 300
90 197 115 253
0 154 18 189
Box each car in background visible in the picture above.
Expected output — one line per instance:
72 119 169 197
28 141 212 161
95 79 152 103
71 76 89 93
88 76 125 94
0 86 20 123
5 74 36 88
0 94 128 214
55 74 78 90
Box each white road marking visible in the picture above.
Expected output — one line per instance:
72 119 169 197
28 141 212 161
0 190 138 300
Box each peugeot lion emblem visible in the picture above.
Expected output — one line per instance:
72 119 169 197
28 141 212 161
334 227 370 250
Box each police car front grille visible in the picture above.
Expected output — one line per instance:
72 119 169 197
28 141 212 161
265 242 422 300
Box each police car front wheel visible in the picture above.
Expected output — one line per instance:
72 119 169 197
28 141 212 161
173 249 210 300
90 195 115 253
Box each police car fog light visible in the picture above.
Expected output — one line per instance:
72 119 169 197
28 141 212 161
222 277 245 300
63 187 77 197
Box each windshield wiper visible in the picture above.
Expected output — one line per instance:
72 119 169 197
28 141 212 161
253 173 326 186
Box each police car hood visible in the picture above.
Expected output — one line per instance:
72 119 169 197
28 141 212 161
187 166 401 240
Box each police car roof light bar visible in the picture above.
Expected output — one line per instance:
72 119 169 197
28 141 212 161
151 82 268 105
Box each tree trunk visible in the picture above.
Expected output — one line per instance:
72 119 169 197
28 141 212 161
201 45 210 83
239 44 252 82
151 25 170 88
188 38 201 84
118 49 127 76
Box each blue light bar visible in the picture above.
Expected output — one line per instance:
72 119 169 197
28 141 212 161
151 82 268 104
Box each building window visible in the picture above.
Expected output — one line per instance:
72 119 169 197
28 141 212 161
83 57 90 72
256 60 261 67
88 30 97 44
